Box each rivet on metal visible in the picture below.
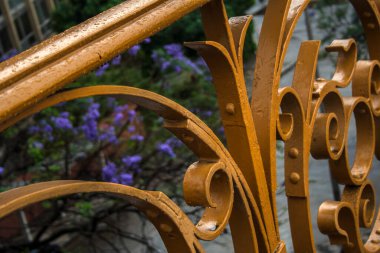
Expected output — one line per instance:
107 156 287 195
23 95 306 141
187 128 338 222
225 103 235 115
289 172 301 184
160 223 173 233
288 148 299 159
146 210 159 219
183 134 194 143
368 23 376 29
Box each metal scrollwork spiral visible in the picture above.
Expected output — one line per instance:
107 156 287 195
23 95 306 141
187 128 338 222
0 0 380 252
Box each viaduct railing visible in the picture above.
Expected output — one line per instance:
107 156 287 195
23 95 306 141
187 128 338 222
0 0 380 252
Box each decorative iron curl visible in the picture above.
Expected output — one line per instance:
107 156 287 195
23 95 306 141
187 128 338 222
0 0 380 252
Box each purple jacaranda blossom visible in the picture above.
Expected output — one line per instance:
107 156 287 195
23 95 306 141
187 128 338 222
161 61 170 71
43 128 54 141
195 58 208 68
120 173 133 185
143 37 151 44
0 167 4 175
56 102 67 107
165 137 183 147
174 65 182 73
33 141 44 149
130 134 144 142
106 97 117 108
96 63 110 76
102 162 117 182
28 125 40 134
151 51 160 62
202 110 213 117
182 58 202 74
99 126 118 144
111 55 122 65
164 44 184 58
51 112 73 130
127 125 136 132
157 140 176 158
115 104 129 113
122 155 142 168
39 120 54 141
113 112 124 126
129 45 141 56
82 121 98 141
128 109 136 120
82 103 100 141
0 49 17 63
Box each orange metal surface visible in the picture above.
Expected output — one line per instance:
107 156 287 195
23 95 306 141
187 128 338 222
0 0 379 252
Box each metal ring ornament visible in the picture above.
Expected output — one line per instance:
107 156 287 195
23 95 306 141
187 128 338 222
184 161 234 240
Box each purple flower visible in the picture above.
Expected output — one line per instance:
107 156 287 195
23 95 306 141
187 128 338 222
128 109 136 120
165 137 182 147
102 162 117 181
164 44 184 58
157 142 176 158
120 173 133 185
99 126 118 144
113 112 124 126
28 125 40 134
106 97 117 108
111 55 122 65
0 167 4 175
130 134 144 142
161 61 171 71
41 122 54 141
127 125 136 132
51 112 73 130
151 51 160 62
202 110 213 117
122 155 142 168
115 104 129 113
96 63 110 76
195 58 207 68
182 58 202 74
143 38 151 44
129 45 141 56
174 65 182 73
0 49 17 63
82 103 100 141
33 141 44 149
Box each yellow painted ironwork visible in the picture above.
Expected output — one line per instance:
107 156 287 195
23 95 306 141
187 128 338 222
0 0 379 252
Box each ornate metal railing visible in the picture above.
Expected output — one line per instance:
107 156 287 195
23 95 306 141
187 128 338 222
0 0 380 252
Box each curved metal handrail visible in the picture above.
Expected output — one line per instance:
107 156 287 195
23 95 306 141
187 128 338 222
0 0 380 252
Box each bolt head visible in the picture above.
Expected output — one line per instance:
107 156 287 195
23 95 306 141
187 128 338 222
226 103 235 115
288 148 299 159
289 172 300 184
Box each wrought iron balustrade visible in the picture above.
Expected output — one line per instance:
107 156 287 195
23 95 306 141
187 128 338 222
0 0 380 252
